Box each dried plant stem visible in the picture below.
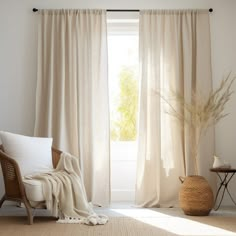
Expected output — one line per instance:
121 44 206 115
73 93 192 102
190 127 203 175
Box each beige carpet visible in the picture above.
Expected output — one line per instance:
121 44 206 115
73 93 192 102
0 216 174 236
1 205 236 236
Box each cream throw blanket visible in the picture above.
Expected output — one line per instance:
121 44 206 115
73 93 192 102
25 152 108 225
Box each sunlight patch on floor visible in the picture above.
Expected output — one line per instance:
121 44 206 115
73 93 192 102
111 208 236 236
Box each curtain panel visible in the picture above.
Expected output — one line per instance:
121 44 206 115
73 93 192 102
34 9 110 206
136 10 215 207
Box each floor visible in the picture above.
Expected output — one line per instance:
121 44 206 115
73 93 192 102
1 201 236 218
1 202 236 235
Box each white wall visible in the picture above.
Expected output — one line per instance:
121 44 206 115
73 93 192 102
0 0 236 206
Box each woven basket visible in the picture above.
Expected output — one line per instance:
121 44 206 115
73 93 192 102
179 175 214 216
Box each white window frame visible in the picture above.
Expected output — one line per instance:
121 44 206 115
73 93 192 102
107 12 139 202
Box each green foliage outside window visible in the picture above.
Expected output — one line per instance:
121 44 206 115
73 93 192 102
111 67 138 141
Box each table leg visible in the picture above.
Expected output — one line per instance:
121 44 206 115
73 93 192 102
225 173 236 205
214 173 228 210
214 172 236 211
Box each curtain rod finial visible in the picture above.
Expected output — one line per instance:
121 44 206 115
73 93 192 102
209 8 213 13
33 8 38 12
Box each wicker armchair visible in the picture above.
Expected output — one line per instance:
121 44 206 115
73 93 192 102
0 145 62 224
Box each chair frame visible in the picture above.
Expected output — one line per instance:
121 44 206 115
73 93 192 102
0 145 62 224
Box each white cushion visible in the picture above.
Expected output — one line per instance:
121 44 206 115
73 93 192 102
0 131 53 176
23 179 45 202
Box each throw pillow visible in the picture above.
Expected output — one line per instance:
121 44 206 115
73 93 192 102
0 131 53 176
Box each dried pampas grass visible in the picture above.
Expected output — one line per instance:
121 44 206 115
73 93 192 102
157 73 235 174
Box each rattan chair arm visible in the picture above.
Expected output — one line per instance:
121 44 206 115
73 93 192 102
52 147 62 168
0 150 26 200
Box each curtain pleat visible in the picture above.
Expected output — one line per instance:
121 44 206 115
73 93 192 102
34 9 110 206
136 10 215 207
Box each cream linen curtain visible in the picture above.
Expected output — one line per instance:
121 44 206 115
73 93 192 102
136 10 215 207
34 9 110 206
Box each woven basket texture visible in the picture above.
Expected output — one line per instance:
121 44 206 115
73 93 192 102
179 175 214 216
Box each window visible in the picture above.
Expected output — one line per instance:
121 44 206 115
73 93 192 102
107 13 139 202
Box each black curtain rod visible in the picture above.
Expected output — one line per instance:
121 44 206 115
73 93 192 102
107 9 139 12
32 8 213 13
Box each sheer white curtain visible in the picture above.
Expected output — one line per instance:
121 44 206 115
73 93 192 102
136 10 215 207
34 9 110 206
